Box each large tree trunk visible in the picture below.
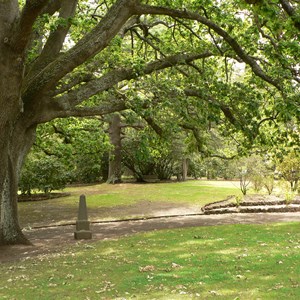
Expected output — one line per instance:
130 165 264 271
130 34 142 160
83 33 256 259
0 21 36 244
107 114 122 184
0 121 36 245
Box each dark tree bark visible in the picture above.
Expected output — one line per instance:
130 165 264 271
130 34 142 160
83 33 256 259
0 118 37 245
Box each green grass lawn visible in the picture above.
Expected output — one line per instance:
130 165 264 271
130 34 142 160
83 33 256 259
64 180 240 206
1 222 300 299
18 180 240 227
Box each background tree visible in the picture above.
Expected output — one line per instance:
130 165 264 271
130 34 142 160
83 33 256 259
277 152 300 192
107 113 123 184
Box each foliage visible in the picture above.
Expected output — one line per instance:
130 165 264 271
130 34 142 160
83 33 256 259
19 155 69 194
26 117 110 184
18 0 300 189
19 117 111 192
285 191 296 204
248 155 275 193
239 172 251 196
277 152 300 192
263 175 275 195
235 195 243 207
237 157 256 195
193 157 239 180
235 154 276 195
72 154 102 183
122 128 186 180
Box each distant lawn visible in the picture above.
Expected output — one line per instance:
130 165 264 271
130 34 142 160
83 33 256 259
64 180 240 207
1 222 300 299
18 180 240 227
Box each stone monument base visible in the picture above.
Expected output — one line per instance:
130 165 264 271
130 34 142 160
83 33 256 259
74 230 92 240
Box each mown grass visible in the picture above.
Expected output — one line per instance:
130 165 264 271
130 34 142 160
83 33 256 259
18 180 240 227
64 180 240 207
1 222 300 299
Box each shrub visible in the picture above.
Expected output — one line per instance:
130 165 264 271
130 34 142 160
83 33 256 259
251 174 264 192
277 152 300 192
71 155 102 183
19 156 69 194
263 175 274 195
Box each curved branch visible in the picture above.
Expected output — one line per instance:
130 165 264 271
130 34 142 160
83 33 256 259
128 105 163 136
55 52 213 109
210 154 237 160
53 73 94 96
184 88 238 126
41 0 63 15
134 3 281 90
141 116 163 136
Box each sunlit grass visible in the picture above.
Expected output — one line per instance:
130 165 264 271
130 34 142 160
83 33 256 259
63 180 240 207
1 222 300 299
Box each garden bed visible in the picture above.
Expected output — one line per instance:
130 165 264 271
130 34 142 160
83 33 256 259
17 192 70 202
202 194 300 214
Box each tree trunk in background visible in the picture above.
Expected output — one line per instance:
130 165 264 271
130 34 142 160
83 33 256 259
182 158 188 181
100 151 109 182
107 114 122 184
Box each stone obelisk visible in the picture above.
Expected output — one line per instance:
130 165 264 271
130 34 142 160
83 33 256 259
74 194 92 239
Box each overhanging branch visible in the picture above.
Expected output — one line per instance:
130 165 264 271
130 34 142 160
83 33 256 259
44 99 127 122
55 51 213 109
134 2 281 90
184 88 238 126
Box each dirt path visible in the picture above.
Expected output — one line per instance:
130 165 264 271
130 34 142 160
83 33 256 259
1 212 300 263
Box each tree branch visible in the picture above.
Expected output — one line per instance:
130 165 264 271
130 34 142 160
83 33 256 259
134 3 281 90
280 0 300 30
184 88 238 126
210 154 237 160
53 73 95 96
11 0 50 52
41 0 63 15
41 99 127 123
23 0 137 101
55 52 213 109
27 0 78 76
